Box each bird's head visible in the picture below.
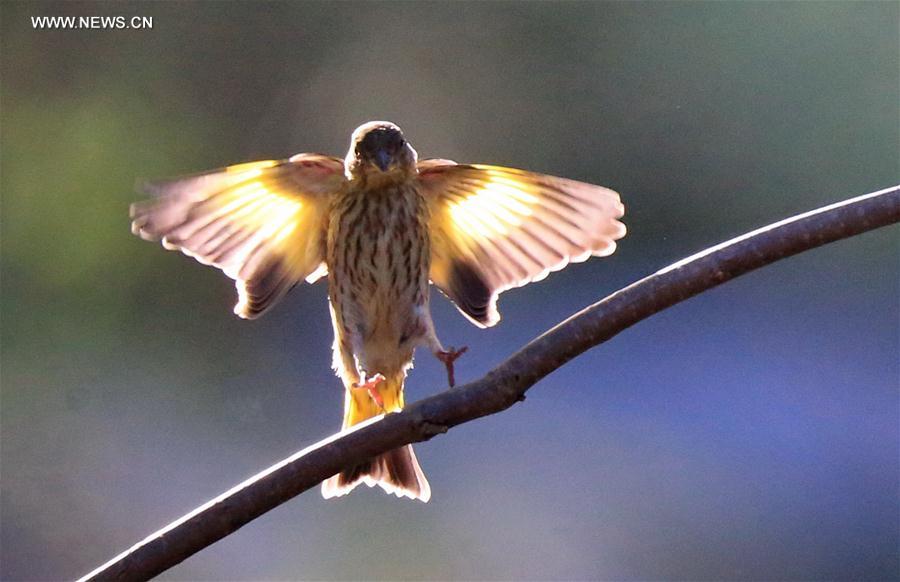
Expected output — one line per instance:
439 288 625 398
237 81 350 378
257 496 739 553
345 121 417 181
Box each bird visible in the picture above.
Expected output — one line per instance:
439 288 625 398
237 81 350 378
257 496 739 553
130 121 626 502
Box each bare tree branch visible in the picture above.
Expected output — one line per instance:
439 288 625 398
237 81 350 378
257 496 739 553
80 185 900 582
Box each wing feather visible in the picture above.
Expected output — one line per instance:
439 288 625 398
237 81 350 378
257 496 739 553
420 163 625 327
131 155 345 318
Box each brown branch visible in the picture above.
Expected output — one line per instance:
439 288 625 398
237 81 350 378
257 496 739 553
80 185 900 582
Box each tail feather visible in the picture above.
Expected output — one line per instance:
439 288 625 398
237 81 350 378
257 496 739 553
321 445 431 502
322 371 431 502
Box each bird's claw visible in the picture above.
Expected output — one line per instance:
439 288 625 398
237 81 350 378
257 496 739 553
352 373 386 409
435 346 468 387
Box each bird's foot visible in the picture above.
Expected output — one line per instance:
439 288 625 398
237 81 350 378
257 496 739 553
352 374 386 409
435 346 468 387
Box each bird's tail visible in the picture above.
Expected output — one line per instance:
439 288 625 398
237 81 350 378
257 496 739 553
321 371 431 502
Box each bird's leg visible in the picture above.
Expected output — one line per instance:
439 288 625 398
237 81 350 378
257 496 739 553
434 346 468 387
424 325 468 387
352 373 386 409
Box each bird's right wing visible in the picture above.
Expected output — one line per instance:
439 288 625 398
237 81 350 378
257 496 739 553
131 154 345 318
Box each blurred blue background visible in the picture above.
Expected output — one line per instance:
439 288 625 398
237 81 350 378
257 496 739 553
2 2 897 580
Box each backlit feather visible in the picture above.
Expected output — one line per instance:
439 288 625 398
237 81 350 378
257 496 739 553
419 163 626 327
131 155 345 318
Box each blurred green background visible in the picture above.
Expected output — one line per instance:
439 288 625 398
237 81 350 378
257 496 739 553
2 1 897 580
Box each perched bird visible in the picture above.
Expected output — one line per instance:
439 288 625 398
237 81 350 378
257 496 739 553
131 121 626 502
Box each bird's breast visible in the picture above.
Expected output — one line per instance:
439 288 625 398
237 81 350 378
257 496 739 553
326 183 431 347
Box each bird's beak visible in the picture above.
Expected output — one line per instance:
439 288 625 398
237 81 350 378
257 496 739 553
374 150 391 172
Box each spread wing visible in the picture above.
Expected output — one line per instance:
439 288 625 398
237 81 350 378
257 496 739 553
419 162 626 327
131 154 345 318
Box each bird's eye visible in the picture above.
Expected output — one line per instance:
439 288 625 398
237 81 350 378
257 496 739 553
397 139 406 149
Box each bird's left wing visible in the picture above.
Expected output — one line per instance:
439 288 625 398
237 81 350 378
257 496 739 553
131 154 345 318
419 162 626 328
